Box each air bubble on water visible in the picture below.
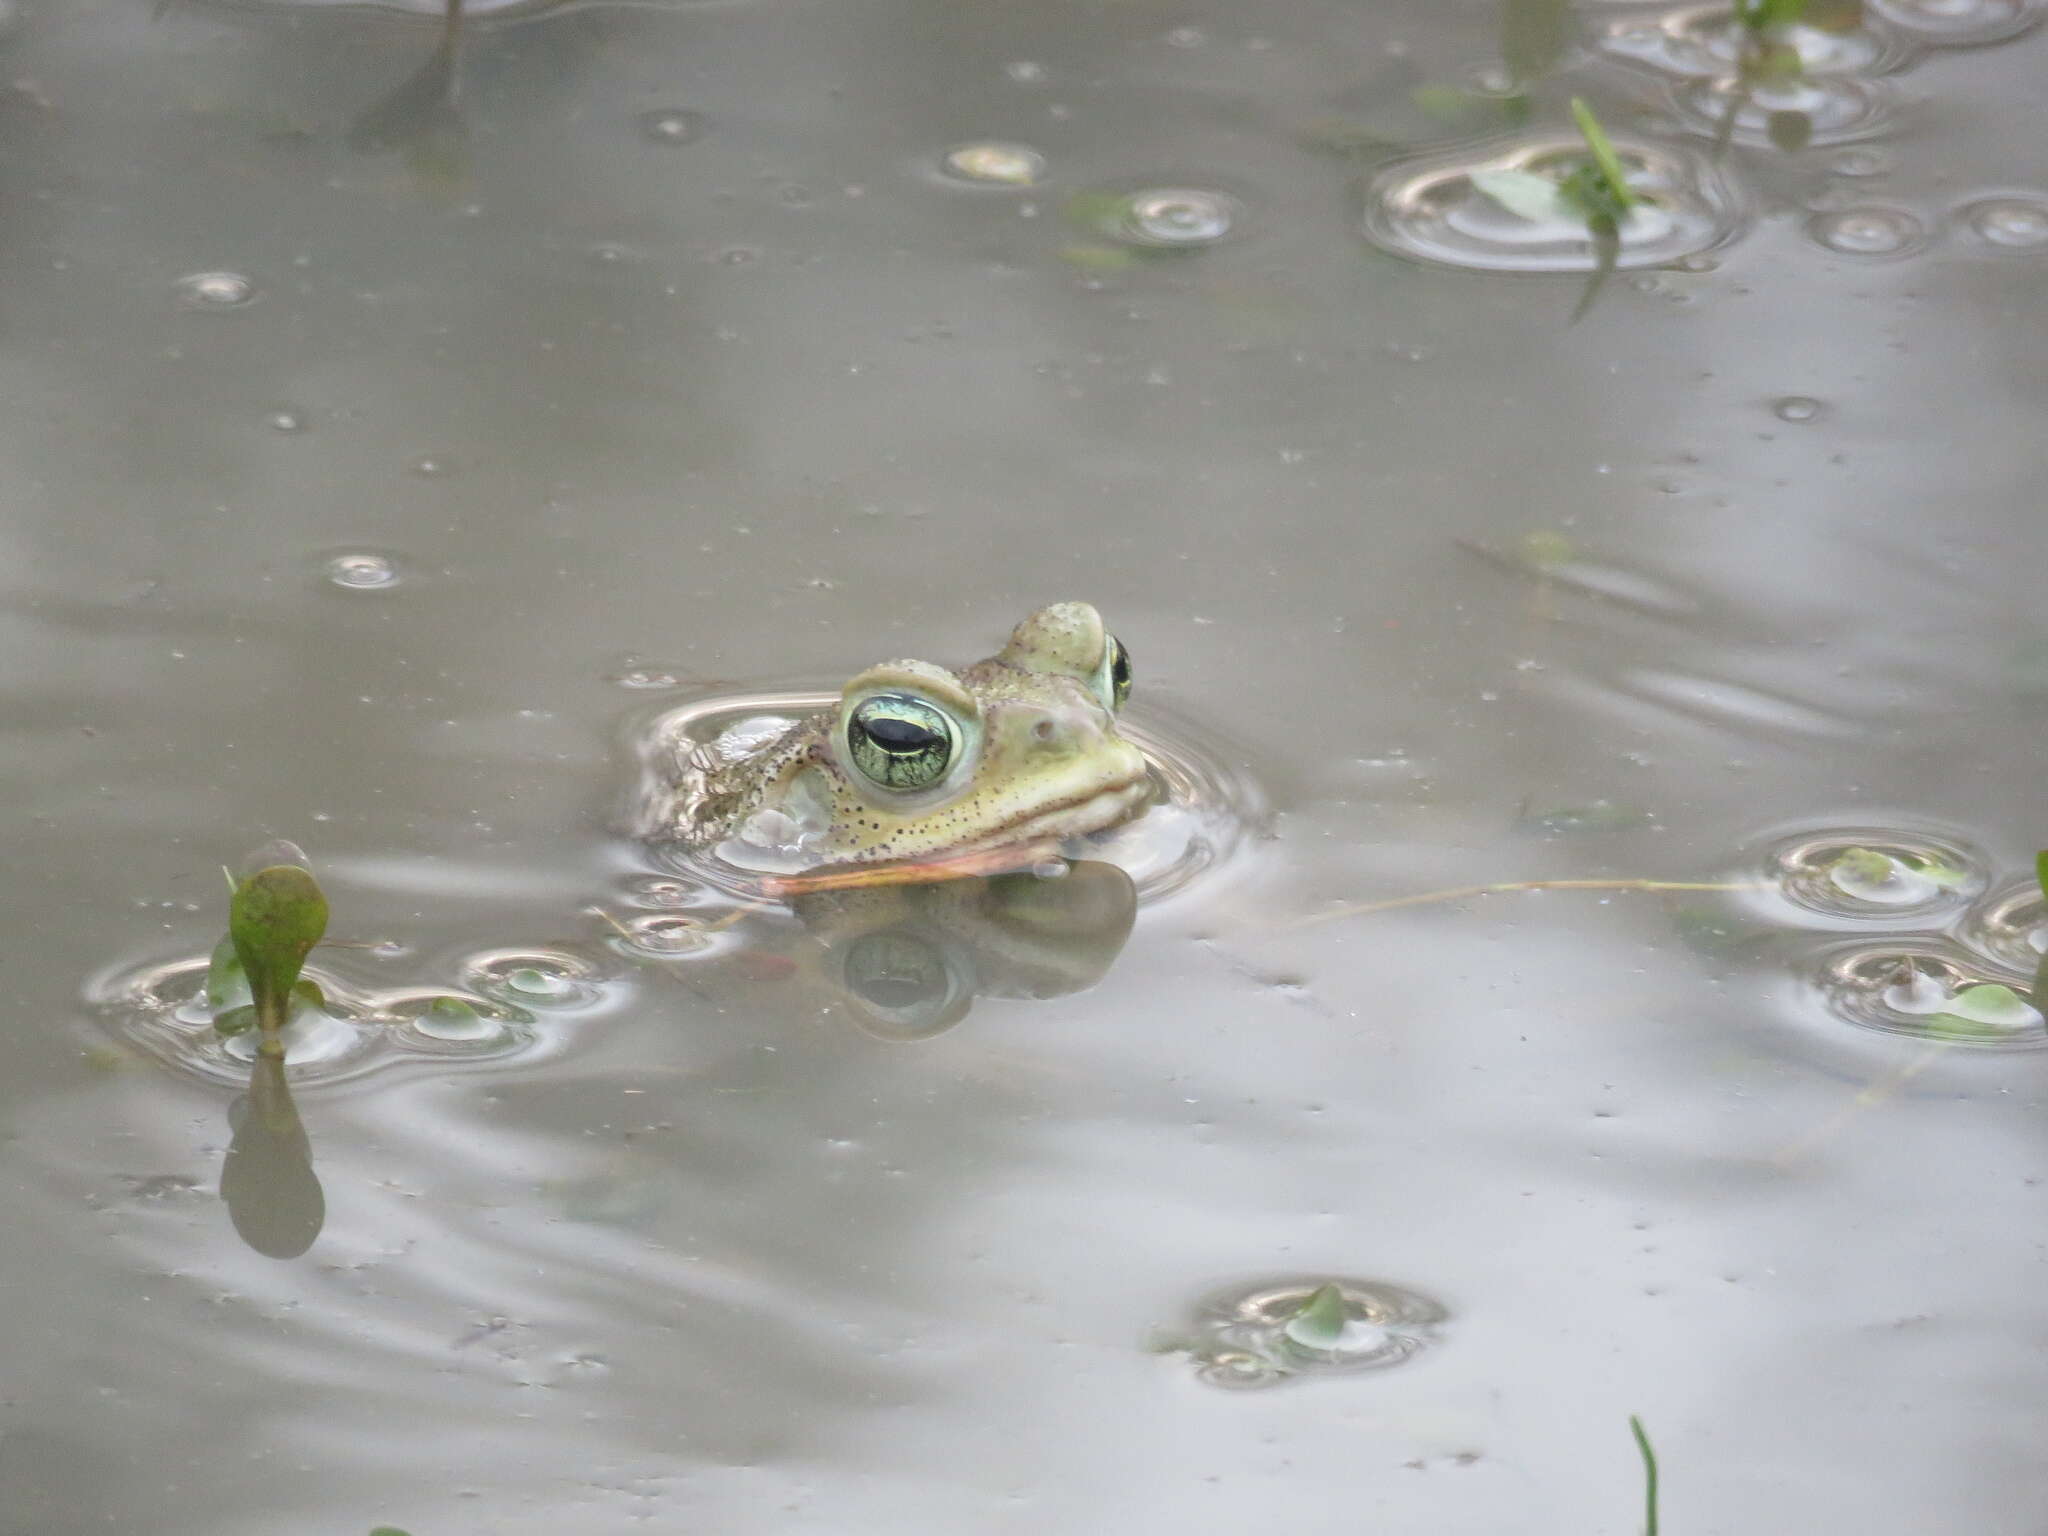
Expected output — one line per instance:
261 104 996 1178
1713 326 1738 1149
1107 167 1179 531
1004 60 1046 82
267 409 308 433
325 551 400 590
1169 1277 1446 1389
408 454 452 477
1079 185 1244 249
1361 137 1744 274
940 142 1045 186
1868 0 2044 44
1773 396 1823 423
637 108 705 145
1960 195 2048 250
176 271 258 309
1807 206 1926 257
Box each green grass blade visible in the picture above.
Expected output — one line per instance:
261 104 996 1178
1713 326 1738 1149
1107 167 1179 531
1630 1415 1659 1536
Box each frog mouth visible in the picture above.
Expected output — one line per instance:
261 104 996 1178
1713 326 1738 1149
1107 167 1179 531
964 773 1154 853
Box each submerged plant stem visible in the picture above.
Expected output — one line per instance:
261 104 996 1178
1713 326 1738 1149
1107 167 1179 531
1630 1415 1659 1536
1291 878 1766 928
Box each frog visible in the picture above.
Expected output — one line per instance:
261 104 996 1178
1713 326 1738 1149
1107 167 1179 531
671 602 1152 875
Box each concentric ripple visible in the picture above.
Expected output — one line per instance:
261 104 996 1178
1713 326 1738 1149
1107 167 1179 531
1869 0 2045 45
1955 882 2048 972
1070 184 1246 249
1808 205 1929 258
1812 941 2048 1047
1759 829 1987 925
1957 195 2048 250
86 944 614 1087
1598 3 1920 77
1361 136 1746 273
1670 74 1903 147
630 689 1264 904
1160 1277 1447 1390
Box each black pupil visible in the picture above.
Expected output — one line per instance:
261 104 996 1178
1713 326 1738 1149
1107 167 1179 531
1112 641 1132 694
861 714 941 754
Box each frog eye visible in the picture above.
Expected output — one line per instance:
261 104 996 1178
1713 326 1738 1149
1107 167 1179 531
1095 635 1133 712
846 693 959 791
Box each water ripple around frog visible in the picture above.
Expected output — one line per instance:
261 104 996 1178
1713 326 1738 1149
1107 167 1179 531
629 689 1265 904
1360 136 1747 274
1751 826 1987 927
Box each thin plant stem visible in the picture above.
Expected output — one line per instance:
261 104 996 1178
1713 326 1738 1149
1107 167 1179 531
1288 877 1767 929
1630 1415 1659 1536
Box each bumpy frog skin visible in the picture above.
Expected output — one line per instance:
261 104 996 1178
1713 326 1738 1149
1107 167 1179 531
682 602 1152 870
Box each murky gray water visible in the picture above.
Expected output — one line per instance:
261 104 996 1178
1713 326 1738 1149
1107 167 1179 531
13 0 2048 1530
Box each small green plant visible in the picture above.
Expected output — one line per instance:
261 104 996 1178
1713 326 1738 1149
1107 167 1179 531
1468 97 1637 321
216 847 329 1059
1630 1415 1659 1536
1281 1283 1349 1349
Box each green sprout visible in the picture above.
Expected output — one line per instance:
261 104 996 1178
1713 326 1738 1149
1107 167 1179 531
1630 1415 1659 1536
1467 98 1639 321
2035 849 2048 901
223 852 330 1058
1736 0 1809 33
1281 1283 1349 1349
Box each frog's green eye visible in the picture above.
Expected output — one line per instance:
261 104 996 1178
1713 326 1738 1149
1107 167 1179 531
846 693 958 791
1098 635 1133 712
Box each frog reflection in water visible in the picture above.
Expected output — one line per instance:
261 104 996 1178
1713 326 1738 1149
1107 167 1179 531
679 602 1153 878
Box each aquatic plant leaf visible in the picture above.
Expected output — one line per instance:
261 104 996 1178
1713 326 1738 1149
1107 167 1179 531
1501 0 1570 85
1830 847 1895 886
1629 1416 1659 1536
1739 0 1808 30
1281 1282 1349 1349
1768 110 1813 152
1897 852 1966 888
1472 168 1567 223
1568 97 1636 211
205 935 250 1015
213 1005 257 1038
229 864 329 1035
2033 849 2048 901
1569 214 1621 325
431 997 480 1024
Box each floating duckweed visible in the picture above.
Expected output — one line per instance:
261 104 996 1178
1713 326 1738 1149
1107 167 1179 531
176 270 258 308
414 997 508 1043
637 108 705 145
1166 1277 1446 1389
1807 206 1927 257
324 551 400 590
1960 195 2048 249
1766 831 1984 922
941 142 1045 186
1815 943 2048 1047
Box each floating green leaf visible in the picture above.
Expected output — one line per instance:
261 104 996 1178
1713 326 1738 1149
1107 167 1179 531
228 861 329 1046
206 934 252 1016
1897 852 1967 888
1472 168 1567 223
369 1528 414 1536
1281 1282 1349 1349
1831 846 1896 887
